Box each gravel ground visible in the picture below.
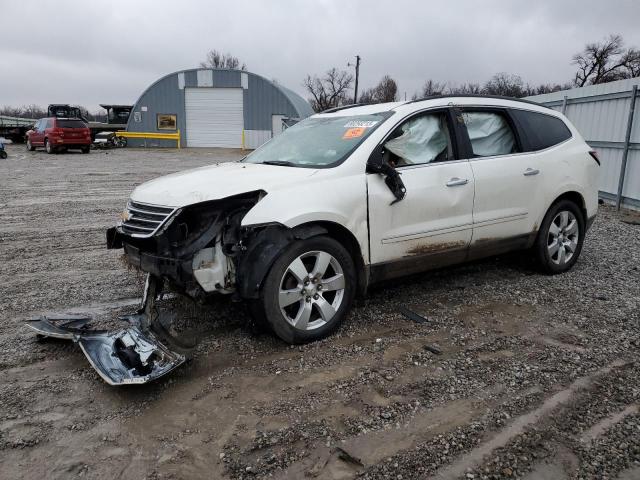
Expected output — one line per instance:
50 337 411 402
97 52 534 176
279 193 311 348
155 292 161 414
0 143 638 480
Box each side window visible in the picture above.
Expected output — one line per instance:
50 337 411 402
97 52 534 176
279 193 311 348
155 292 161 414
463 111 518 157
383 112 454 166
511 109 572 151
46 119 54 129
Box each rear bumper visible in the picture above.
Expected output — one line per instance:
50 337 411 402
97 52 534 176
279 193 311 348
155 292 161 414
50 136 91 146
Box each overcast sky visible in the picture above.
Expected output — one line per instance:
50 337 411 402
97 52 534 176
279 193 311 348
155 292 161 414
2 0 639 112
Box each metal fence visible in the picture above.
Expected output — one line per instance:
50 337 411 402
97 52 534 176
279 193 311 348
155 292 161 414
527 78 640 210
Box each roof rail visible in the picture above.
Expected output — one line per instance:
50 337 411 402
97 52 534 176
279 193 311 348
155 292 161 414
321 103 368 113
407 94 550 109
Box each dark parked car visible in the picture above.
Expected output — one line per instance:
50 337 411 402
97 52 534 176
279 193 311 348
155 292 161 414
26 118 91 154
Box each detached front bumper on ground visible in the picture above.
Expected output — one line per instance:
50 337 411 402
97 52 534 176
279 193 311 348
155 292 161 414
25 275 186 385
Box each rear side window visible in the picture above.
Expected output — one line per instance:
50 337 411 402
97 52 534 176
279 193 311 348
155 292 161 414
45 119 54 129
462 111 518 157
57 119 87 129
511 109 571 151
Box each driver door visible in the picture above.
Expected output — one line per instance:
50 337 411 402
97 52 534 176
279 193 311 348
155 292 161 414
30 120 44 145
367 109 475 278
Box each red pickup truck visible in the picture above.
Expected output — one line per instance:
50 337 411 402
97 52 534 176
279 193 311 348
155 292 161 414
26 117 91 154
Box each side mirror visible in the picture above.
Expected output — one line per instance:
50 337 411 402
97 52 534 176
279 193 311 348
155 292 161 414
366 147 386 174
366 147 406 205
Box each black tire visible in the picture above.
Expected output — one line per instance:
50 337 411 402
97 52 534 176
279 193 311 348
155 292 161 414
534 199 585 274
26 139 35 151
81 146 90 154
45 139 55 154
0 150 6 159
254 236 356 344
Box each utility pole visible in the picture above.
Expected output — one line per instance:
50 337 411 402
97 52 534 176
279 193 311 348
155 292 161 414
348 55 361 103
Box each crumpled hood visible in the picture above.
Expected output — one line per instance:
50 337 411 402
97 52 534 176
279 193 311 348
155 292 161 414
130 162 318 207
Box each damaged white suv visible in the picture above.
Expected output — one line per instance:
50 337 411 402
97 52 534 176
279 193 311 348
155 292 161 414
108 96 599 344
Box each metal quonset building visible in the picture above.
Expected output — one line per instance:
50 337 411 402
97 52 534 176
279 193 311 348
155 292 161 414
126 68 313 149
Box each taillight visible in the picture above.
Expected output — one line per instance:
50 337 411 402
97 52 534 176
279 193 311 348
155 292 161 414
53 128 64 137
589 150 600 166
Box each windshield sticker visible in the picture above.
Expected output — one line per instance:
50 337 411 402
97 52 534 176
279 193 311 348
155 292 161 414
343 120 378 128
343 127 366 139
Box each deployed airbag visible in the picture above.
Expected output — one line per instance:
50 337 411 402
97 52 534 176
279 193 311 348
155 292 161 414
385 115 448 165
464 112 516 157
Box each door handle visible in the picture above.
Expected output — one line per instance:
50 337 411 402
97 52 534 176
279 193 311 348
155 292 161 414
446 177 469 187
523 168 540 176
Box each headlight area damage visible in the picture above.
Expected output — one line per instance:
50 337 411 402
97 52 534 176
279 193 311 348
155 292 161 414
25 191 285 386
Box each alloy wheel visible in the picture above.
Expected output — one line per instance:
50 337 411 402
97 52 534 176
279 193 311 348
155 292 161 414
547 210 579 265
278 251 346 331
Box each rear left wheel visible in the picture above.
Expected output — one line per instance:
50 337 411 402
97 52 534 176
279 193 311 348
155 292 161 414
45 139 55 154
534 199 585 274
255 236 356 344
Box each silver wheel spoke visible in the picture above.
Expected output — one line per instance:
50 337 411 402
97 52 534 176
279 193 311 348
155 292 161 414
321 274 345 292
315 296 336 322
293 301 312 330
279 289 302 308
548 239 560 257
549 222 560 236
558 245 566 264
312 251 331 277
566 239 577 253
565 220 578 236
288 257 309 283
559 211 569 228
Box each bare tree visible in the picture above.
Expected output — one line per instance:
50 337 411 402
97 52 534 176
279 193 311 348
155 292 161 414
200 49 246 70
482 72 525 97
420 79 447 98
358 75 398 104
572 34 639 86
448 82 482 95
303 68 353 112
621 48 640 78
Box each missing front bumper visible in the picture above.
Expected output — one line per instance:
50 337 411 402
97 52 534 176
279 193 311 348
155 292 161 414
25 275 187 386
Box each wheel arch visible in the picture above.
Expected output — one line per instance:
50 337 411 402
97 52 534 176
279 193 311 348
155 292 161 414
549 190 587 222
298 220 368 298
236 220 368 300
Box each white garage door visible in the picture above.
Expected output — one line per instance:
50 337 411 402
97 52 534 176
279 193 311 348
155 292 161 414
185 88 244 147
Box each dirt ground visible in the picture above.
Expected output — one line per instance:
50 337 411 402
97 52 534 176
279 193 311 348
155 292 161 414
1 143 639 480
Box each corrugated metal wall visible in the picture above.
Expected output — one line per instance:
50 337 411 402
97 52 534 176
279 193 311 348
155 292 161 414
527 78 640 209
126 69 312 148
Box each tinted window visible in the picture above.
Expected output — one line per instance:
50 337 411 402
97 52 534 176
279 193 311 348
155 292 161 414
512 109 572 151
463 111 518 157
384 112 454 166
57 119 87 129
45 119 54 129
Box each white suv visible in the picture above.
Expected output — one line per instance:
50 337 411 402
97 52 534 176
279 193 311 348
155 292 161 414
108 96 599 344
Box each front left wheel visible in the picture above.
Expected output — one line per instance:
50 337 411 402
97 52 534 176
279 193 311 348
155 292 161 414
255 236 356 344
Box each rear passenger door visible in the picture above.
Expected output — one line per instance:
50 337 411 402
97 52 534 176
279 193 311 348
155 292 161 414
458 108 543 258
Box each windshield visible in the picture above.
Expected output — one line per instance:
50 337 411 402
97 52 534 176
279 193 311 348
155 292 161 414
243 113 390 168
